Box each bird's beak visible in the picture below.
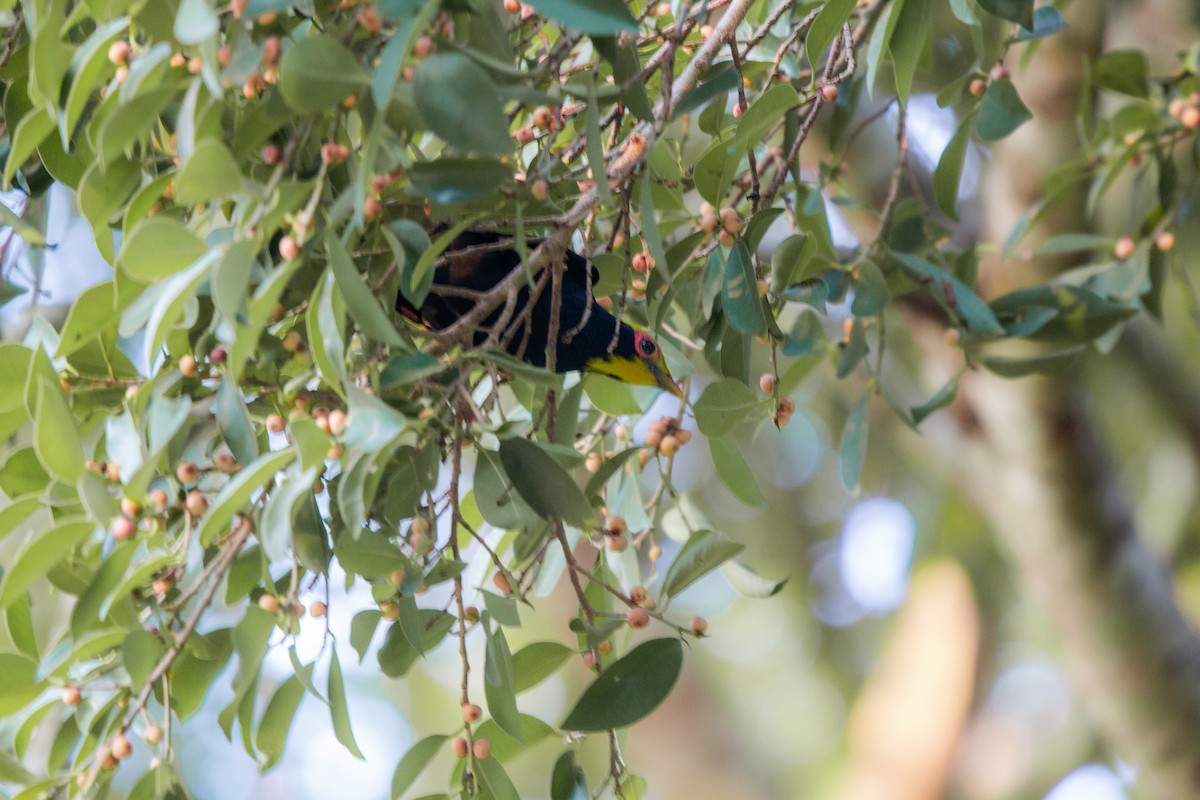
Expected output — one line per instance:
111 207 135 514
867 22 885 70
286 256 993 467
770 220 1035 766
652 360 685 399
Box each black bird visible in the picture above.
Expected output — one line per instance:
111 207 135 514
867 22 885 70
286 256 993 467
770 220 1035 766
396 230 680 396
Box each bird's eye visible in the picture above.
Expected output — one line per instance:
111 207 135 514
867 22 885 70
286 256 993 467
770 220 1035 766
636 333 658 359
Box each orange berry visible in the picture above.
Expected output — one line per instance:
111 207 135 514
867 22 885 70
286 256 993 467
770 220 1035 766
176 461 199 483
262 36 281 65
413 35 434 58
380 601 400 620
187 56 203 74
214 453 239 473
492 571 511 594
596 639 612 655
690 616 708 634
674 429 692 445
531 105 553 129
358 5 382 33
120 497 142 517
184 490 208 517
626 607 650 628
217 44 232 67
179 354 198 377
717 229 734 246
149 488 169 509
1156 231 1176 251
281 329 303 352
108 41 132 65
759 373 777 393
327 409 348 435
585 452 603 473
630 586 647 604
258 594 281 614
257 11 277 24
604 515 627 534
1182 107 1200 129
821 84 839 103
115 65 129 83
582 650 596 668
144 725 162 745
231 0 248 16
503 0 520 11
278 235 300 261
111 734 132 760
631 253 648 273
62 686 82 706
363 197 382 221
969 78 987 97
266 414 287 433
655 2 671 15
989 63 1010 81
451 737 469 758
112 515 137 541
1114 236 1136 260
648 544 662 560
719 206 742 235
472 738 492 759
170 52 186 68
658 435 680 457
321 142 346 165
530 178 550 201
462 703 482 723
605 532 627 552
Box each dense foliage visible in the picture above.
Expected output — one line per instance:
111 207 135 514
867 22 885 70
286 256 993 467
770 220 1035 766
0 0 1196 797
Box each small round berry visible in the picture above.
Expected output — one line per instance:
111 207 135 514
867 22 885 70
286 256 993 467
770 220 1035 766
531 105 553 129
281 329 303 352
717 229 735 247
184 490 208 517
170 52 186 68
120 497 142 517
209 346 228 364
413 35 434 58
187 56 203 74
363 197 382 221
630 586 647 605
149 488 170 509
462 703 482 723
258 594 281 614
111 734 133 760
113 515 137 541
321 142 346 165
604 514 626 534
179 354 199 378
969 78 987 97
675 429 692 445
1156 231 1176 251
464 606 480 623
492 571 511 594
278 235 299 262
643 429 663 449
358 5 383 33
327 409 348 436
389 568 406 587
472 738 492 760
266 413 287 433
451 737 469 758
108 41 132 65
503 0 521 11
989 62 1010 81
631 253 649 273
585 452 603 473
380 601 400 620
262 36 282 65
513 126 536 145
62 686 82 706
820 84 839 103
176 461 198 483
214 453 240 473
217 44 232 67
605 532 628 552
626 607 650 628
944 328 962 348
530 178 550 201
582 650 596 668
648 544 662 560
152 578 173 596
689 616 708 634
759 373 777 393
655 2 671 15
596 639 613 655
144 725 163 745
719 206 742 235
658 435 680 457
1182 107 1200 129
1114 236 1136 260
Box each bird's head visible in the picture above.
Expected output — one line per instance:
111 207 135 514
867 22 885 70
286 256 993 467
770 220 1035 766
585 324 683 398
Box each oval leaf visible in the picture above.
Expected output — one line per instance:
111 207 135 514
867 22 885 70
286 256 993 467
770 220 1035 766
560 638 683 732
498 439 592 528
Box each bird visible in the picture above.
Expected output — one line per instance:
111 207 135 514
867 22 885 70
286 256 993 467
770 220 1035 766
395 229 681 397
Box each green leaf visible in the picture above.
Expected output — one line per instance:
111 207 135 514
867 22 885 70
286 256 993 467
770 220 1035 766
693 379 763 438
174 139 243 204
477 756 521 800
708 435 766 507
1015 6 1068 41
893 253 1005 335
216 374 259 465
0 653 41 716
850 259 889 317
498 439 592 528
278 36 368 112
3 108 54 189
328 646 365 759
350 609 382 663
1093 49 1149 98
549 751 587 800
326 230 405 347
474 448 540 530
911 371 962 424
720 561 789 598
172 629 234 720
889 0 930 104
307 268 348 397
723 239 767 336
529 0 638 35
484 623 524 742
377 613 455 677
663 529 745 600
807 0 856 72
977 346 1084 377
195 449 295 546
512 641 574 693
175 0 219 44
975 78 1032 141
255 676 305 769
560 638 683 731
390 735 448 799
408 158 511 204
122 629 168 688
839 392 870 492
934 114 973 219
56 281 116 358
413 54 511 156
483 590 521 627
33 377 84 484
260 465 320 562
976 0 1033 27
